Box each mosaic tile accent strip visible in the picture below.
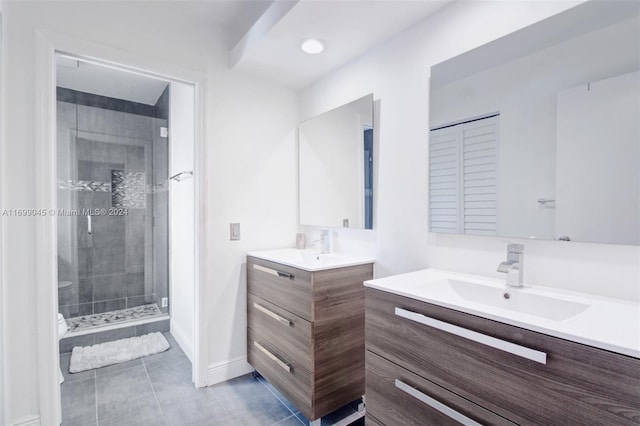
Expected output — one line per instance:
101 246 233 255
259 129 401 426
111 170 146 208
66 304 163 332
57 179 112 192
58 179 169 194
146 181 169 194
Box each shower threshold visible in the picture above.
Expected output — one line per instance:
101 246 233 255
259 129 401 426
65 304 168 337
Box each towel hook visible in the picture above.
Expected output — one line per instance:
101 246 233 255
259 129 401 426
169 171 193 182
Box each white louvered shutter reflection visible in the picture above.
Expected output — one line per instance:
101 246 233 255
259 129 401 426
429 125 462 233
430 115 498 235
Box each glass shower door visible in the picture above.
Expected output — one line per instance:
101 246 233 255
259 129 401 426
56 98 170 332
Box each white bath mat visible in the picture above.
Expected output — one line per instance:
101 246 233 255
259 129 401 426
69 332 170 373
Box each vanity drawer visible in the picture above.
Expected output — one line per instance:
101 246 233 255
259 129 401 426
248 328 312 417
365 288 640 425
366 350 515 426
247 257 313 321
248 292 312 371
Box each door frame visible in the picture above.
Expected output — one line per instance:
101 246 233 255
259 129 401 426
0 7 6 426
34 30 209 425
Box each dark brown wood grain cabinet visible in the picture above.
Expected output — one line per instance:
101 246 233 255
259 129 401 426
247 256 373 422
365 287 640 425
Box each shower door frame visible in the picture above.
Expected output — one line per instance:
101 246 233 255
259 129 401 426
34 31 209 426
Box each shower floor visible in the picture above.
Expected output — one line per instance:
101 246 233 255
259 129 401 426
66 304 164 332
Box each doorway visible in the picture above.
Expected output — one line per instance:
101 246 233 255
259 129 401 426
56 54 173 336
49 50 201 424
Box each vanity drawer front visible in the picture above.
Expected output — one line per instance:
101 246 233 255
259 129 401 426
248 328 312 418
247 257 313 321
248 292 312 371
365 288 640 425
366 350 515 426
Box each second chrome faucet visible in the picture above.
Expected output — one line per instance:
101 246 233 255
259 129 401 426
497 243 524 287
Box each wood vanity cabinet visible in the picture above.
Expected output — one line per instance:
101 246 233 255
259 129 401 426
247 256 373 421
365 287 640 426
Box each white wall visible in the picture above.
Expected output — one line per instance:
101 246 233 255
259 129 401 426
0 1 298 423
0 3 6 424
299 0 640 301
556 71 640 245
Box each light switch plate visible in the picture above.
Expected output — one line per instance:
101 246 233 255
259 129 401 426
230 222 240 240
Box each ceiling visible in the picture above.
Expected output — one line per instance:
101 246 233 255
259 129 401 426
231 0 453 89
432 0 640 88
56 0 453 103
175 0 275 49
56 55 170 105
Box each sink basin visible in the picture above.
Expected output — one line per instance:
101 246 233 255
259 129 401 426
447 279 590 321
285 250 342 264
246 248 375 272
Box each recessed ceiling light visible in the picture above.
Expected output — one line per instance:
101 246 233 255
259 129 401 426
301 38 325 55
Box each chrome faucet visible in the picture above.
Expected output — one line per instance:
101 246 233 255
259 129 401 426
319 229 331 254
497 243 524 287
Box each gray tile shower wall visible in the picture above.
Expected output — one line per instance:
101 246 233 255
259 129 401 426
154 85 169 120
152 120 169 314
57 87 158 118
57 101 80 309
56 95 170 319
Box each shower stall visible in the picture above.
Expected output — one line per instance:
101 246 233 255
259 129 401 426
56 57 171 336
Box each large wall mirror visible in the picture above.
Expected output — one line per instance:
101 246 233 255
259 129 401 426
299 94 374 229
429 1 639 245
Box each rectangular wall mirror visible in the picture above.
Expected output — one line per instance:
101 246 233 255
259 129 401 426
429 1 639 245
299 93 374 229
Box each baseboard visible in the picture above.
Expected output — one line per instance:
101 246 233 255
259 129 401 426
170 322 193 363
207 356 253 386
13 415 41 426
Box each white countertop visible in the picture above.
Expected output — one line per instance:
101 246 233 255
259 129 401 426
364 268 640 358
246 248 375 272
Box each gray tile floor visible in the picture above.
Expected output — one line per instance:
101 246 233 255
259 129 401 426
60 332 364 426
